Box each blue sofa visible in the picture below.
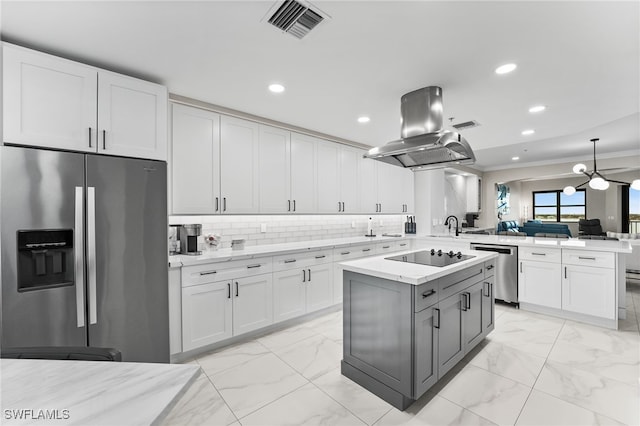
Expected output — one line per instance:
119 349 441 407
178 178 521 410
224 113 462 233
496 220 572 237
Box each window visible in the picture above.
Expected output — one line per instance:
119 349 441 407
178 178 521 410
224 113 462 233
533 190 586 222
622 185 640 233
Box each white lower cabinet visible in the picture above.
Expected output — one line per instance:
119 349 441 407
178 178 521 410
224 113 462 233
519 259 562 309
306 263 334 312
182 281 233 352
562 264 615 319
232 274 274 335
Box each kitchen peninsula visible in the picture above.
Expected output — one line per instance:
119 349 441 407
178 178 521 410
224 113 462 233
340 249 498 410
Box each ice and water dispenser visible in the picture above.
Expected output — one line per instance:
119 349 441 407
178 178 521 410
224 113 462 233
17 229 74 292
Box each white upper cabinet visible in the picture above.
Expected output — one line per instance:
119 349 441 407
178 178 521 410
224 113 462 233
316 140 340 213
338 147 360 213
258 125 291 213
358 156 379 213
171 104 220 214
220 116 260 213
377 162 404 213
3 43 167 161
290 133 317 213
97 71 167 160
3 43 97 153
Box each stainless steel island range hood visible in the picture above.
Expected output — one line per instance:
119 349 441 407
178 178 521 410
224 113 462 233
364 86 475 169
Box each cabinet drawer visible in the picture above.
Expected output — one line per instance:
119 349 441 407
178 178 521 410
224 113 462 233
439 264 484 300
484 259 496 278
182 258 273 287
414 280 439 312
377 241 399 254
519 246 561 263
562 249 614 268
333 244 377 261
273 249 333 271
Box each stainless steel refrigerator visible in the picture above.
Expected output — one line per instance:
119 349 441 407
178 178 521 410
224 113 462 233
1 145 169 363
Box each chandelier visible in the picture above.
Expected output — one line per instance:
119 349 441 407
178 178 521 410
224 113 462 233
563 138 640 195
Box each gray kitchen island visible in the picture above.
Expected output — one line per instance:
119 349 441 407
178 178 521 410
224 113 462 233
340 248 498 410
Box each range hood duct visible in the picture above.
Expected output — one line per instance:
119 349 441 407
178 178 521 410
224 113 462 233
365 86 476 170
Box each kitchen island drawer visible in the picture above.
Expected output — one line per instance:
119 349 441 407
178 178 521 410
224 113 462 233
438 264 484 300
182 258 273 287
519 246 561 263
562 249 614 268
414 280 438 312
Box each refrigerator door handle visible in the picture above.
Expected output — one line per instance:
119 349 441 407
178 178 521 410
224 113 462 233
75 187 86 328
87 186 98 325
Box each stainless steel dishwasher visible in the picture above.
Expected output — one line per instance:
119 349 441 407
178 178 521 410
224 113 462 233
470 243 519 305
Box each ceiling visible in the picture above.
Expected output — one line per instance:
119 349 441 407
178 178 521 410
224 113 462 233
2 1 639 171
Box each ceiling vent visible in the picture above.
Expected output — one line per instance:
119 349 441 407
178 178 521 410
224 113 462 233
267 0 324 39
451 120 481 131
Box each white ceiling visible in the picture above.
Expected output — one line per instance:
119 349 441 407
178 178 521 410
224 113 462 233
2 0 639 171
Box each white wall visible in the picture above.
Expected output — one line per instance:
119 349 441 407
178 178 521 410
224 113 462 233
414 169 445 235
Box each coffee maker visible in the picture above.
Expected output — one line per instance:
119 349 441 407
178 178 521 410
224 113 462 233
179 224 202 255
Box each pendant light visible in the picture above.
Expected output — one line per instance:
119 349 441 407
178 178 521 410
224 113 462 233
563 138 637 195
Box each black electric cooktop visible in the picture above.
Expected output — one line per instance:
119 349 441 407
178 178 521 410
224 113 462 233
385 249 475 267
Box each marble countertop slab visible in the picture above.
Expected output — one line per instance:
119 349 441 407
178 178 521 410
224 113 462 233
0 359 200 425
340 249 498 285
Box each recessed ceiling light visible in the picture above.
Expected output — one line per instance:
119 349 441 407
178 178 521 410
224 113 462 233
268 83 285 93
495 63 517 74
521 129 535 136
529 105 546 113
512 156 520 161
357 116 370 123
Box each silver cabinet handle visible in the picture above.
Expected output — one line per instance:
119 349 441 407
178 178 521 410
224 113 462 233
564 266 567 279
288 200 291 212
532 253 546 256
235 281 239 297
88 127 92 148
223 197 227 212
382 245 390 249
362 248 371 252
284 259 297 264
578 256 596 260
434 308 440 329
486 264 494 270
400 243 407 247
338 201 341 212
341 251 350 255
315 255 326 259
247 264 261 269
520 262 523 273
74 187 85 328
293 200 296 212
215 197 219 212
302 269 306 282
308 268 311 281
422 289 436 299
228 283 231 299
87 187 97 325
461 293 468 311
200 270 217 276
102 130 106 149
483 282 490 297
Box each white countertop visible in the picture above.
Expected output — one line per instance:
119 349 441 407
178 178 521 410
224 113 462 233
0 359 200 425
417 234 633 253
340 249 498 285
169 235 410 267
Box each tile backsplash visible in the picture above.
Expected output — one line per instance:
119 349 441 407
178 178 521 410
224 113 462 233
169 215 406 250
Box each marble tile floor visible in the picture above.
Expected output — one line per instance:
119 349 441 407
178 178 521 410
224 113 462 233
163 281 640 426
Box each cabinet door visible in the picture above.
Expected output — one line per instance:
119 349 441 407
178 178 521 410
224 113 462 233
339 147 360 213
519 260 561 309
290 133 317 213
462 281 484 350
97 71 168 161
220 116 260 213
182 282 232 351
377 162 403 213
3 43 97 152
437 293 465 378
171 104 220 214
306 264 334 312
481 277 495 335
562 265 615 319
258 125 291 213
414 307 439 397
273 269 306 322
233 274 273 335
358 156 378 212
316 142 340 213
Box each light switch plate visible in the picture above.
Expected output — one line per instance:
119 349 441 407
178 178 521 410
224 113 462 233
260 223 267 233
351 221 356 228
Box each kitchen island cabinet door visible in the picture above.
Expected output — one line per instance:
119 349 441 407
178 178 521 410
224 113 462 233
258 125 291 213
437 292 465 378
562 265 615 319
171 104 220 214
97 70 168 161
273 269 306 323
182 282 232 351
462 281 484 350
481 277 495 335
414 307 439 397
290 132 317 213
220 116 260 213
3 43 98 153
232 273 273 335
306 263 334 313
519 260 561 309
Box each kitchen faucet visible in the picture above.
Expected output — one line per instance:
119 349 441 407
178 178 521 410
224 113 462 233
444 215 460 236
